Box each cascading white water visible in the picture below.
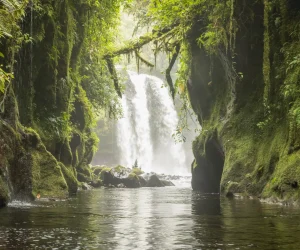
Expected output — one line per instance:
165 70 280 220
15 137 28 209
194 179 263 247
116 71 188 175
116 95 136 168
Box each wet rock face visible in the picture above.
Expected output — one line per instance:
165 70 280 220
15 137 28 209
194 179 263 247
192 134 225 193
0 125 70 208
0 177 9 208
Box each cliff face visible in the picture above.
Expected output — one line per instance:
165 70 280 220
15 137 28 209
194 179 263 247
190 0 300 202
0 0 120 206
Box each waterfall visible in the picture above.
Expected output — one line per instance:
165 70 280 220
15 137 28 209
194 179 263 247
116 71 188 175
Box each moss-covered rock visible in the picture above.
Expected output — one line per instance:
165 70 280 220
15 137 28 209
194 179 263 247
189 0 300 203
59 163 78 194
0 121 70 205
21 128 68 199
92 165 104 176
30 147 68 199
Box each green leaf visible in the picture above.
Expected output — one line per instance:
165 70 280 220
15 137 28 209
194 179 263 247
0 79 5 93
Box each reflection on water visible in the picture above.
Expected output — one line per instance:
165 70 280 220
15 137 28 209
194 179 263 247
0 188 300 249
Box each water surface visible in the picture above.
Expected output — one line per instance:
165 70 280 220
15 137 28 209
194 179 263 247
0 187 300 249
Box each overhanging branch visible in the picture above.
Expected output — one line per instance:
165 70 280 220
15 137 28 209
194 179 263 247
166 43 180 99
103 24 179 98
103 24 179 59
135 51 154 68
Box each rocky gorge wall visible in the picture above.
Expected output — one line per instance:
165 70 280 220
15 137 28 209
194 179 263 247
190 0 300 203
0 0 119 207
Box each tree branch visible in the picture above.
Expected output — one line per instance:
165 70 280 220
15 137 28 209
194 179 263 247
103 24 179 98
103 24 179 59
135 51 154 68
166 43 180 99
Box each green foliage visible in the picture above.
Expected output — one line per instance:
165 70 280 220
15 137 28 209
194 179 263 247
0 65 14 113
113 165 128 177
79 0 124 117
131 159 144 175
0 66 13 94
120 0 238 136
132 159 139 168
0 0 27 38
0 0 28 113
131 167 144 176
282 44 300 125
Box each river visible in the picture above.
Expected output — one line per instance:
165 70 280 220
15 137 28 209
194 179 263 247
0 187 300 249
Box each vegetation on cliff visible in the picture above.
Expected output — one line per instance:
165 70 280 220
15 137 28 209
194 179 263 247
111 0 300 203
0 0 299 205
0 0 124 206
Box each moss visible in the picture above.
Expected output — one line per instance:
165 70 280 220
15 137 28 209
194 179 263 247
100 166 113 174
77 172 92 183
59 163 78 194
130 168 144 176
77 164 92 178
262 153 300 201
263 0 271 106
18 127 68 199
92 165 105 176
189 0 300 199
31 148 68 199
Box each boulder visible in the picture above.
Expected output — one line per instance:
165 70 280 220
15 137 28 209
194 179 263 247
100 170 121 186
146 175 164 187
138 176 147 187
123 174 141 188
